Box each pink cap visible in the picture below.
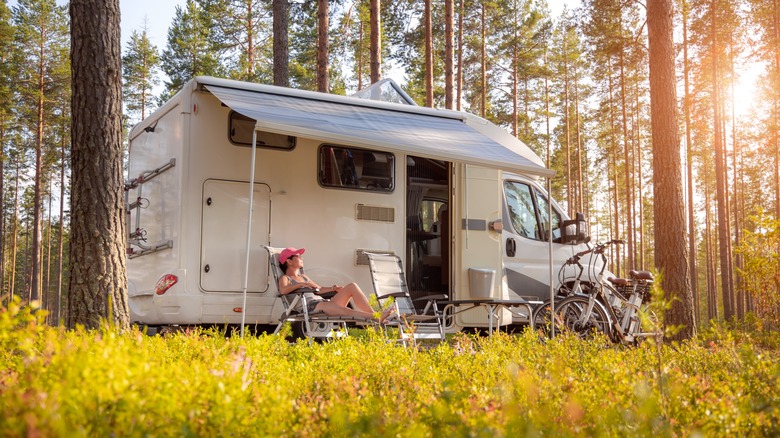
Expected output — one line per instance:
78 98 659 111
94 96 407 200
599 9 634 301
279 247 305 264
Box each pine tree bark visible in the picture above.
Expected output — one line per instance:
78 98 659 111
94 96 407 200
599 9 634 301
456 0 464 111
369 0 381 83
444 0 454 109
647 0 695 339
68 0 129 330
774 0 780 219
272 0 289 87
682 0 699 324
424 0 433 107
480 1 487 117
317 0 329 93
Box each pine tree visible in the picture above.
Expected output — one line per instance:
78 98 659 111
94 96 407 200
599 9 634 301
648 0 695 339
0 0 15 296
201 0 272 83
122 27 160 123
160 0 220 98
12 0 69 303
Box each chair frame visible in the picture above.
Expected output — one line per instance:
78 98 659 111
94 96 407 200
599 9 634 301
365 252 448 346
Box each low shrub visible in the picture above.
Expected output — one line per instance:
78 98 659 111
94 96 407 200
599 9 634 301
1 301 779 436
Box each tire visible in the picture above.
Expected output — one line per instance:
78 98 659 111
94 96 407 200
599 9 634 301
546 295 611 339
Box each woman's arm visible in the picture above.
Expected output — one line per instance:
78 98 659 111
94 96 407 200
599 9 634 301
278 275 319 295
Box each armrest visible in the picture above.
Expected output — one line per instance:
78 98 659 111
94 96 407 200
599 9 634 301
412 294 448 302
291 287 320 294
376 291 407 300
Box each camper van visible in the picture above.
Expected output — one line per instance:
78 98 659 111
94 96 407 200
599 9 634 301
125 76 597 332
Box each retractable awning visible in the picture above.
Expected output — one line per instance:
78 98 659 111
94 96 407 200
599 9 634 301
199 77 554 178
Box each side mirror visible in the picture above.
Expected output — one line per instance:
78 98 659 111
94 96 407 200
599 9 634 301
561 212 590 244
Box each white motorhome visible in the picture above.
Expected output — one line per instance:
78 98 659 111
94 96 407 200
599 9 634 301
125 76 595 332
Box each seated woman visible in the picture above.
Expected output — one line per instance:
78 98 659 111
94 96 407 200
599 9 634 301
278 247 394 322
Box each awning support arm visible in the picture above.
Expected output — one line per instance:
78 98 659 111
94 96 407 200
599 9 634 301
240 130 259 337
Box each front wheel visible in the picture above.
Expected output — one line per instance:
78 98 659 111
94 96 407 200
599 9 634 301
537 296 611 340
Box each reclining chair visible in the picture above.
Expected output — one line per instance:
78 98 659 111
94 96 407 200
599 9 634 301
263 246 374 342
365 252 448 346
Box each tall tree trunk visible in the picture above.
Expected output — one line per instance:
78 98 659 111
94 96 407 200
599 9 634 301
730 46 744 320
31 34 45 303
272 0 289 87
444 0 454 109
563 32 572 216
705 178 717 321
10 160 19 299
608 61 621 275
544 44 550 168
357 19 364 90
0 122 4 294
245 0 255 78
46 184 53 321
682 0 699 325
317 0 329 93
480 1 487 118
369 0 381 83
619 42 634 271
574 69 583 214
711 0 734 321
57 137 66 325
634 82 645 269
456 0 464 111
774 0 780 219
648 0 695 339
424 0 433 107
68 0 129 330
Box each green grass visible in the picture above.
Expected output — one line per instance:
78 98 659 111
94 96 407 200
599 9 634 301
1 300 779 437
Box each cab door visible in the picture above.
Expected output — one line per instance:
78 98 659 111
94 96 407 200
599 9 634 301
501 177 565 301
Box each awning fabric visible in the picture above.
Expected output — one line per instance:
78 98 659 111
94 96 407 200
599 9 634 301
202 78 554 177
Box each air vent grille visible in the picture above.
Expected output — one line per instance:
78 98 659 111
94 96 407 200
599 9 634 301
356 204 395 222
355 249 395 266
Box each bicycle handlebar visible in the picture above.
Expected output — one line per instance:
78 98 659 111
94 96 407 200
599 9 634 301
567 239 624 263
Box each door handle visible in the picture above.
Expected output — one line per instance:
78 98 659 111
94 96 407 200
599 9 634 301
506 238 516 257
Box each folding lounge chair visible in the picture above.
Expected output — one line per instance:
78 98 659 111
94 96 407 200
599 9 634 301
365 252 448 346
263 246 374 341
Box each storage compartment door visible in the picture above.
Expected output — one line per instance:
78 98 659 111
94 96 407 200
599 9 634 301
200 179 271 292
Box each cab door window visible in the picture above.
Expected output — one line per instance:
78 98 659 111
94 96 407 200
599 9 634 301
504 180 561 241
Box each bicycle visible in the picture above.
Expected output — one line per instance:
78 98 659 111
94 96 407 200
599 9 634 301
532 239 621 339
533 239 660 344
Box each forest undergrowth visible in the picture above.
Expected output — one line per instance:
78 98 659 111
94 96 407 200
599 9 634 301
1 299 778 437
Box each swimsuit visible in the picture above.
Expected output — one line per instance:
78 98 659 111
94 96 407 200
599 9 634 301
285 275 325 313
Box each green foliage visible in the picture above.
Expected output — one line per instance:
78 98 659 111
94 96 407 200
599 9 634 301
736 210 780 330
2 300 779 437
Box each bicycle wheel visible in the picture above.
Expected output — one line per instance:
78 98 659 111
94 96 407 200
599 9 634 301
551 295 611 339
531 294 569 339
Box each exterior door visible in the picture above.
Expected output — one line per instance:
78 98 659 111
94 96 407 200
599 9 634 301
455 164 504 327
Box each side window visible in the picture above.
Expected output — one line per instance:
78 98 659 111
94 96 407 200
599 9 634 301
318 145 394 192
504 181 539 239
228 111 296 149
534 190 562 241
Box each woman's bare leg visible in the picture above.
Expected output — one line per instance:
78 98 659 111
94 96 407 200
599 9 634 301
329 283 374 313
